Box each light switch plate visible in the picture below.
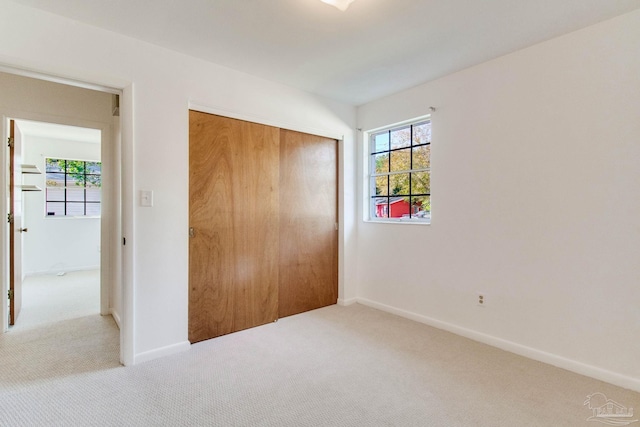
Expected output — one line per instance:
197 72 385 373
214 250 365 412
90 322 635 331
140 190 153 207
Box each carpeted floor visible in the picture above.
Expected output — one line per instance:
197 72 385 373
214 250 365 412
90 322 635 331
0 303 638 426
11 270 100 331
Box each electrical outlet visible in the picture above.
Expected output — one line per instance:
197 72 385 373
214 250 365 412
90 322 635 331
477 292 486 307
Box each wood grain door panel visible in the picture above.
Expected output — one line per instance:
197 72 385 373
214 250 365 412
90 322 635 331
189 112 338 343
189 111 280 343
278 129 338 318
9 119 23 326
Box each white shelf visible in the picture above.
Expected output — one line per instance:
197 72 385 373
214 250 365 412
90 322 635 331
21 164 42 174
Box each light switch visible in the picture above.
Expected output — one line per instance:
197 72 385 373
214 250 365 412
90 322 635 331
140 190 153 207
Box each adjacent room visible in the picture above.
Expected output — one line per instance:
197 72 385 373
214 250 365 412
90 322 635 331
1 0 639 425
13 120 103 330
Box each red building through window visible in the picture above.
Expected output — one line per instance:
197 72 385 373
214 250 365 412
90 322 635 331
375 197 420 218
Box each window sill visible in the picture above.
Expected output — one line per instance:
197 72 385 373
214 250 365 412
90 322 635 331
364 218 430 226
44 215 101 220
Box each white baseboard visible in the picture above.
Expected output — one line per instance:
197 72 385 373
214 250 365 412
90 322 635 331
110 308 121 329
356 297 640 393
25 265 100 277
133 341 191 365
337 297 357 306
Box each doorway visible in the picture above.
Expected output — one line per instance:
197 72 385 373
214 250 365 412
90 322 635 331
1 69 126 364
9 120 103 330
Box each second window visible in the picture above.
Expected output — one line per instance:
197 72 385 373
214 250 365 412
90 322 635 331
45 158 102 217
369 118 431 223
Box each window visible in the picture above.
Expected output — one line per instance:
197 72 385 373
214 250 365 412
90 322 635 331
368 118 431 223
45 158 101 217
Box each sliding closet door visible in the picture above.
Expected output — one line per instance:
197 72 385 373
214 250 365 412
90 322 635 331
189 111 280 343
278 129 338 318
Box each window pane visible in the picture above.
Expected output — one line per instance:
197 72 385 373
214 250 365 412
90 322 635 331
66 160 86 187
46 187 65 202
67 187 85 202
373 132 389 153
413 121 431 145
86 187 101 202
389 173 409 195
392 197 411 218
412 145 431 169
86 203 101 216
374 197 389 218
374 176 388 196
411 196 431 221
46 202 64 216
373 153 389 174
46 172 65 187
87 162 101 175
66 175 84 188
45 159 64 173
66 203 85 216
411 172 430 195
86 174 101 188
390 148 411 172
390 127 411 150
65 160 85 173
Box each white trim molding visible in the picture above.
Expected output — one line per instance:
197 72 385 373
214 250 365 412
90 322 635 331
133 341 191 365
356 297 640 393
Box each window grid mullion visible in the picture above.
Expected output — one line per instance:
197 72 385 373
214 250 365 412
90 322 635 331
371 193 430 199
371 167 430 177
409 124 413 218
84 161 87 216
64 160 68 216
370 141 430 156
386 130 390 217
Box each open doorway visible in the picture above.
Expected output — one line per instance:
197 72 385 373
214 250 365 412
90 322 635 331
1 70 125 364
10 120 102 330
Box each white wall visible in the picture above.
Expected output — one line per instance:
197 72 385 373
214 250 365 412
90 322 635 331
21 135 101 275
356 10 640 390
0 0 357 364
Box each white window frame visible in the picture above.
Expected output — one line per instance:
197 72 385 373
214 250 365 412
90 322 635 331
365 116 431 224
44 157 102 218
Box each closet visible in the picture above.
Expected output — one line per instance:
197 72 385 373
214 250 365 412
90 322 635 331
188 111 337 343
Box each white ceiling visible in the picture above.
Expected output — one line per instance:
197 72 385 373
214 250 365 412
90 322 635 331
11 0 640 105
16 120 101 144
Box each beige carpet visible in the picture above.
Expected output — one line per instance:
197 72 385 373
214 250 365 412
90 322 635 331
11 270 100 331
0 303 638 426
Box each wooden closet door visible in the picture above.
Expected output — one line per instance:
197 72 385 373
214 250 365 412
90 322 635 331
279 129 338 318
189 111 280 343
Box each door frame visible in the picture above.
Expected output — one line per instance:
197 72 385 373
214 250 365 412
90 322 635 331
0 66 134 366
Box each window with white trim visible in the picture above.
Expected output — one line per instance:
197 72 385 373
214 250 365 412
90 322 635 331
45 158 102 217
368 118 431 223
